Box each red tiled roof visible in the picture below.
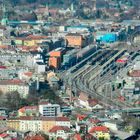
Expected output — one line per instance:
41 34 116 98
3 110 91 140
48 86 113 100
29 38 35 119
18 106 38 113
38 101 49 105
76 114 87 121
0 116 6 120
57 137 64 140
79 92 88 102
19 116 33 120
27 35 48 40
49 126 70 133
0 79 25 85
0 133 9 138
118 96 125 102
73 133 82 140
88 118 101 124
128 70 140 77
88 99 98 107
20 46 39 52
135 101 140 105
84 133 95 139
36 7 48 14
0 66 7 69
89 126 109 133
56 117 70 122
24 134 45 140
0 46 9 49
23 72 33 77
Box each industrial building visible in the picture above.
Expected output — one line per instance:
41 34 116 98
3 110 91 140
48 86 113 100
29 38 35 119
96 31 118 43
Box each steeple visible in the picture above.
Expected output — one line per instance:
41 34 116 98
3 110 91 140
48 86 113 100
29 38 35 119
92 0 96 11
1 0 8 26
71 3 74 11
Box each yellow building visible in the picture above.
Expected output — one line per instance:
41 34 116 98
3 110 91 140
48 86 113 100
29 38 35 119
15 39 23 45
7 119 20 131
41 118 56 133
96 131 110 140
89 126 110 140
15 35 48 46
24 39 37 46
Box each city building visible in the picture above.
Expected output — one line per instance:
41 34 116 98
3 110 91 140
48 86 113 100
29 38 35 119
35 62 46 73
56 117 71 128
49 126 71 139
0 80 31 98
18 106 38 117
96 31 118 43
65 33 84 48
19 117 41 132
89 126 110 140
39 102 61 117
0 133 11 140
7 120 20 131
49 48 65 69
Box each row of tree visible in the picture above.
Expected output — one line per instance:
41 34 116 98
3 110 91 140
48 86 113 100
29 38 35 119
0 87 60 111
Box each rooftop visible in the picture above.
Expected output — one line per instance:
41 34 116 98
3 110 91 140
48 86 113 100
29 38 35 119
49 126 70 133
89 126 109 133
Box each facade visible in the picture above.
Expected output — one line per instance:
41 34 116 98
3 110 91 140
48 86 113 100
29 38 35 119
35 62 46 73
49 48 64 69
18 106 38 117
39 103 61 117
49 57 61 69
41 118 56 133
7 117 70 134
15 36 48 46
0 80 30 98
96 31 118 43
62 49 77 67
7 120 20 131
56 117 71 128
89 126 110 140
49 126 71 139
20 119 42 132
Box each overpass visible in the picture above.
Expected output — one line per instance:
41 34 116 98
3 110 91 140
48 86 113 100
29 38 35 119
106 107 140 114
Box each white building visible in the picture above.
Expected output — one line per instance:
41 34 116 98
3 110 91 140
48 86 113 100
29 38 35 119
39 103 61 117
56 117 71 128
35 62 46 73
20 118 41 132
103 122 118 131
0 80 30 98
49 126 71 139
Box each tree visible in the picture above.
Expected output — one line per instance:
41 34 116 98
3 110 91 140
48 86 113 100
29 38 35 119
5 91 21 110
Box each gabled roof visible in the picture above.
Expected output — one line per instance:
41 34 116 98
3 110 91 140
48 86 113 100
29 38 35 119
87 99 98 107
78 92 88 102
73 133 82 140
26 35 48 40
56 117 70 122
0 133 9 138
18 106 38 113
49 126 70 133
24 134 45 140
76 114 87 121
89 126 109 133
